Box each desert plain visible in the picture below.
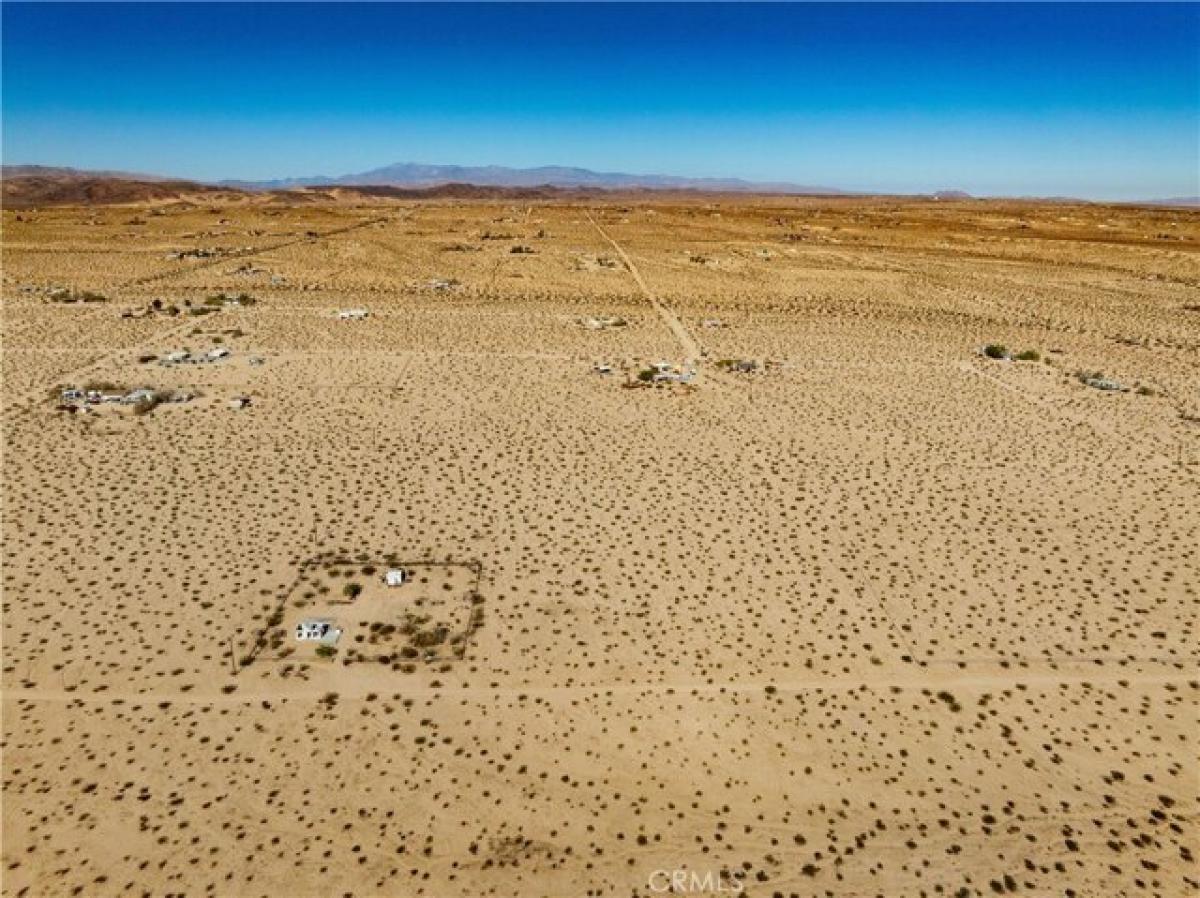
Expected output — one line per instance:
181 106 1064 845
1 192 1198 897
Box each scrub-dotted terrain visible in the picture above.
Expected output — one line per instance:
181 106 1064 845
2 195 1197 897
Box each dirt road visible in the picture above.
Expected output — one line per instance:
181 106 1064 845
586 210 703 365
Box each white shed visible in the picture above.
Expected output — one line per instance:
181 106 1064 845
384 568 407 587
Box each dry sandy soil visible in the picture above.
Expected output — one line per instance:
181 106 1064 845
2 194 1198 898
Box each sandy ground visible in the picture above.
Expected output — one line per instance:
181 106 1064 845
2 195 1197 897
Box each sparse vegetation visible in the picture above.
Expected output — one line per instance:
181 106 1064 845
4 196 1194 898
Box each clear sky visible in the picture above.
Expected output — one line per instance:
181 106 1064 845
3 2 1197 199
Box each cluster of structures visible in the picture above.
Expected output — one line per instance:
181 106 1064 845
228 263 284 284
637 360 697 385
58 386 194 410
593 360 699 385
293 568 407 650
295 619 341 645
157 346 232 366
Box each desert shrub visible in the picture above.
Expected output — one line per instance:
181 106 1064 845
315 645 336 659
1014 349 1040 361
636 368 656 382
983 344 1008 359
411 625 449 648
130 396 162 416
342 583 363 599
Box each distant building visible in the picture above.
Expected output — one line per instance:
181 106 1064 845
385 569 407 587
296 619 340 645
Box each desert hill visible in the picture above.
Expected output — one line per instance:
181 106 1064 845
1 172 240 208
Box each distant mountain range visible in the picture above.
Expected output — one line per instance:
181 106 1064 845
217 161 846 194
3 163 1196 207
2 164 173 182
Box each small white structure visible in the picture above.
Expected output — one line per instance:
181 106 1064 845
593 364 613 375
385 568 407 587
61 388 84 402
1081 375 1126 392
207 347 231 361
162 350 189 365
337 309 369 320
295 619 340 645
228 396 251 410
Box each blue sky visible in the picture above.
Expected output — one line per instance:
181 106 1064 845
3 3 1197 198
